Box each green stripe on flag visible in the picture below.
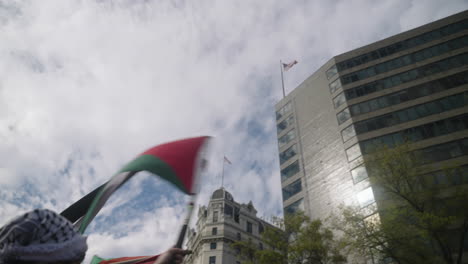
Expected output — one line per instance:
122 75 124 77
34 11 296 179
119 154 185 192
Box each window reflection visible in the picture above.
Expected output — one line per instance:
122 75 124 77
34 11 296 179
277 115 294 134
281 160 300 182
329 79 342 94
278 129 296 148
282 179 302 201
337 108 351 125
333 93 346 108
341 125 356 142
284 198 304 215
326 65 338 79
351 165 368 184
276 102 292 120
280 144 298 164
346 144 362 161
357 187 375 207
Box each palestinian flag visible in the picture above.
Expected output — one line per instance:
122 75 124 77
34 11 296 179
60 136 210 233
90 255 159 264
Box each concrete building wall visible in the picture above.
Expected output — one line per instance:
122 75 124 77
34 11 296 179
275 10 468 222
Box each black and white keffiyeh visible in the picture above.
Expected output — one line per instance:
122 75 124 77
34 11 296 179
0 209 87 263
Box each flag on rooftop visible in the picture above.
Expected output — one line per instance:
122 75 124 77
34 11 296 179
282 60 298 71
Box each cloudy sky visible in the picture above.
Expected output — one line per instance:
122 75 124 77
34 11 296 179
0 0 466 261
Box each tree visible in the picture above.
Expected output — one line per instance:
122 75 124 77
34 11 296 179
232 212 346 264
334 143 468 264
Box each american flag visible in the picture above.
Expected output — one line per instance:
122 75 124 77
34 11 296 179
223 156 232 165
282 60 298 71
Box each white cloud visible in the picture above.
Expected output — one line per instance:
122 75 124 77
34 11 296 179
0 0 466 261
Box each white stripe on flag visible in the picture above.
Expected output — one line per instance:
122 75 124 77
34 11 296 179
282 60 298 71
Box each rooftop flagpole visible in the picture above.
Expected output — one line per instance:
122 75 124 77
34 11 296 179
280 60 286 98
221 158 225 188
222 156 231 188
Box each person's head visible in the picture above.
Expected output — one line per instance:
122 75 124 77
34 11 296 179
0 209 87 264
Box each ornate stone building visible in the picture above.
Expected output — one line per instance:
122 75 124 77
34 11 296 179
183 188 278 264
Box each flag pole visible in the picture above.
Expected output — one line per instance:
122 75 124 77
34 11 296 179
175 196 196 249
280 60 285 98
221 158 225 188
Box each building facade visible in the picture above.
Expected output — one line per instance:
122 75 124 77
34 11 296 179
183 188 278 264
276 10 468 221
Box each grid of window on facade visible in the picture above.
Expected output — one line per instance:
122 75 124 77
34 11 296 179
340 35 468 85
343 52 468 101
360 114 468 154
345 70 468 116
354 91 468 135
416 138 468 164
421 165 468 187
336 53 468 125
332 19 468 74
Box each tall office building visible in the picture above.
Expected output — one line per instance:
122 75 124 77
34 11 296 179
183 188 279 264
276 10 468 221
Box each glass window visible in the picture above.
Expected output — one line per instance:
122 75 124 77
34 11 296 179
284 198 304 215
333 93 346 108
329 79 342 94
224 204 233 216
350 104 361 116
402 55 412 65
415 104 429 117
209 256 216 264
282 179 302 201
212 227 217 235
376 63 386 74
341 125 356 142
377 96 390 108
237 232 241 240
278 129 296 148
276 102 292 120
326 65 338 79
343 53 468 100
213 211 218 222
277 115 294 134
279 144 298 164
210 242 217 249
369 99 379 111
351 165 368 184
357 187 375 207
407 108 418 120
337 108 351 125
281 160 300 182
360 102 370 114
247 221 252 233
346 144 362 161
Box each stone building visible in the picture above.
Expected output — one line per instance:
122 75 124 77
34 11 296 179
183 188 278 264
